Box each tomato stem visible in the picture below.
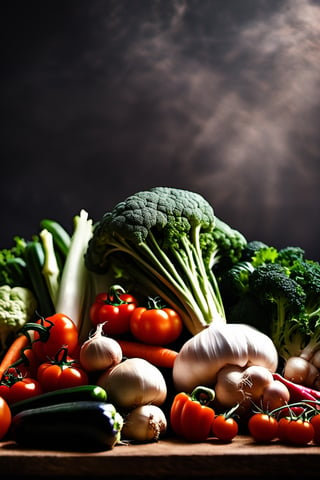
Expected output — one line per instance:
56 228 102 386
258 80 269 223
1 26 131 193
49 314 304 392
147 295 166 310
106 284 130 306
190 386 215 405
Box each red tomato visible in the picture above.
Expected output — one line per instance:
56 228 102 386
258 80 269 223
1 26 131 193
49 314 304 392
0 375 43 404
90 290 138 336
310 414 320 444
285 418 314 445
211 415 238 442
32 313 79 362
277 416 291 443
248 413 278 443
130 306 183 345
0 397 11 440
37 351 88 392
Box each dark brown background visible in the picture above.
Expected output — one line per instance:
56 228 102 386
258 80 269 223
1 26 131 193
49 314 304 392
1 0 320 260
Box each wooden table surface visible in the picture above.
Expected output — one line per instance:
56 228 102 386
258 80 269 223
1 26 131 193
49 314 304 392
1 436 319 479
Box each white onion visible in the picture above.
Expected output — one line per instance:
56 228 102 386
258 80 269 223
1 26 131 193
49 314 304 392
80 322 123 372
173 322 278 392
97 357 167 409
121 405 167 442
310 349 320 369
284 356 319 387
214 365 245 407
261 379 290 411
240 365 274 402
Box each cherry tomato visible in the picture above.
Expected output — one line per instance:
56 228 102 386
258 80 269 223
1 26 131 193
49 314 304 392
0 373 43 404
211 415 238 442
90 286 138 336
130 298 183 345
285 418 314 445
0 397 11 440
37 346 88 392
277 416 291 443
248 413 278 443
310 414 320 444
32 313 79 362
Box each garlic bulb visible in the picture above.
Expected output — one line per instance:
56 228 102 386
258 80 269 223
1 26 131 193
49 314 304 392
97 357 167 409
121 405 167 442
80 323 123 372
173 322 278 392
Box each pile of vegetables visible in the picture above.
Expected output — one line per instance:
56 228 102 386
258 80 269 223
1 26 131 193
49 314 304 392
219 242 320 390
1 185 320 450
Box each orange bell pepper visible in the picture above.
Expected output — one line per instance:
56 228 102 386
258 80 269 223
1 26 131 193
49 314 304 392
170 386 215 442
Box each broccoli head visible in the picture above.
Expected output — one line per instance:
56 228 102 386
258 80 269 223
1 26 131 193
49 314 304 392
240 240 269 262
249 263 307 360
0 237 31 288
0 285 37 354
210 217 247 273
85 186 246 335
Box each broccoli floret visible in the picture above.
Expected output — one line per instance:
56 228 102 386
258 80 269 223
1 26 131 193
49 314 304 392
240 240 269 262
277 246 306 268
210 217 247 271
219 261 255 306
286 259 320 361
0 237 31 288
249 263 307 361
85 186 246 335
251 246 279 267
0 285 37 354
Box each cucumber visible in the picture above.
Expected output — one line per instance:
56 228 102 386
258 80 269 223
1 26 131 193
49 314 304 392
23 240 55 317
40 219 71 259
9 401 123 451
10 385 108 416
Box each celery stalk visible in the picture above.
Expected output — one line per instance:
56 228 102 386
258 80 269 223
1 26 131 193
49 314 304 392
40 228 60 306
55 209 93 330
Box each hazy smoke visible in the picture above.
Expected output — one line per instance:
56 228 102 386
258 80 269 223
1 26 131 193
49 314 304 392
1 0 320 258
95 0 320 251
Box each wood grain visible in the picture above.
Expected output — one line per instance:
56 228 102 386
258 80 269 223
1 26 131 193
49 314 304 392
1 436 319 479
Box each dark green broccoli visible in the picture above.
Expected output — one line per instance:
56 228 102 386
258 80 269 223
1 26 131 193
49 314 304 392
276 246 306 269
240 240 269 262
85 186 247 335
249 263 307 361
286 259 320 363
219 261 255 306
0 237 31 288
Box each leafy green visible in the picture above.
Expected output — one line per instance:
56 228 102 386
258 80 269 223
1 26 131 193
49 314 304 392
0 237 31 288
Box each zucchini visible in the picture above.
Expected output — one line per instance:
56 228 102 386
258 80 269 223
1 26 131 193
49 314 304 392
10 385 107 416
9 401 123 451
40 219 71 259
24 240 55 317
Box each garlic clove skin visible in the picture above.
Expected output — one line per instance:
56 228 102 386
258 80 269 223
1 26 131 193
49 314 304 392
80 322 123 372
121 405 167 442
97 357 167 409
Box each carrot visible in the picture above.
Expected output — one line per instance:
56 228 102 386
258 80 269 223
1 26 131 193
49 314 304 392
0 334 30 380
117 339 178 369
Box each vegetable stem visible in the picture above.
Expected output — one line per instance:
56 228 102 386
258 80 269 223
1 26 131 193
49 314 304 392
55 209 93 330
40 229 60 306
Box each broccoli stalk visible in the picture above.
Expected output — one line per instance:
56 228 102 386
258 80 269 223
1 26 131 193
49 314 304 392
85 187 246 335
